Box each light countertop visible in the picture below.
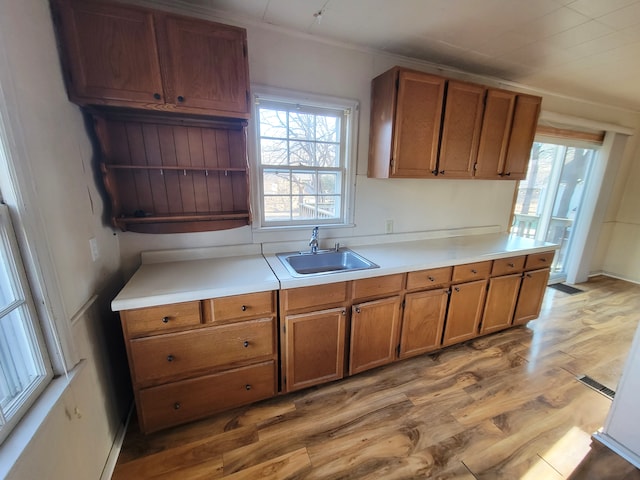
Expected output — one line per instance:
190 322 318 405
112 233 557 311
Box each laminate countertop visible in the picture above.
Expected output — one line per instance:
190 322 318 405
112 233 558 311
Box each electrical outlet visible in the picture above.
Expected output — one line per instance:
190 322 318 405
385 220 394 234
89 237 99 261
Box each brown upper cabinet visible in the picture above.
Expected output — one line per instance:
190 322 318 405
368 67 542 180
51 0 250 119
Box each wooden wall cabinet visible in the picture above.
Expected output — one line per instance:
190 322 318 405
51 0 250 118
368 67 542 180
368 68 445 178
120 291 278 433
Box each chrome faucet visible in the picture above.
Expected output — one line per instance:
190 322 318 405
309 226 319 254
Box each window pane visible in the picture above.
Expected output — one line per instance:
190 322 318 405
291 171 316 195
259 108 288 138
317 142 339 168
263 170 291 195
260 139 288 166
319 173 340 195
318 195 340 219
293 196 317 220
264 196 292 221
289 112 315 140
289 141 316 167
317 115 340 142
0 305 46 413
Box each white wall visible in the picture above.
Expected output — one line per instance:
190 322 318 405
0 0 130 477
118 3 640 284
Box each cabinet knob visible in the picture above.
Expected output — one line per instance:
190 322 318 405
431 169 438 175
341 309 346 316
526 273 532 278
162 316 169 323
508 263 514 268
439 170 445 175
471 269 477 274
243 340 249 348
505 172 511 176
153 93 161 100
167 354 174 362
174 402 181 410
428 276 435 282
355 306 361 314
454 287 460 292
245 384 252 391
241 305 247 311
541 258 547 262
177 95 185 103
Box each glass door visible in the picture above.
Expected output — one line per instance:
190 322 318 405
511 141 597 282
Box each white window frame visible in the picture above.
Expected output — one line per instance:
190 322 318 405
0 203 53 445
250 86 358 230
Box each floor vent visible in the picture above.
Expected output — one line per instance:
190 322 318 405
549 283 584 295
577 374 615 399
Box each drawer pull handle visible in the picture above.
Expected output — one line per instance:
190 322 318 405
241 305 247 311
526 273 532 278
355 306 361 314
243 341 249 348
454 287 460 292
428 276 435 282
541 258 547 262
508 263 514 268
471 269 477 274
167 354 174 362
162 316 169 323
174 402 181 410
245 384 252 391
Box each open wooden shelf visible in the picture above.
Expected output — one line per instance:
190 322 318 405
91 110 251 234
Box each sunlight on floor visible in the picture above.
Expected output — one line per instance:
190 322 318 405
523 426 593 479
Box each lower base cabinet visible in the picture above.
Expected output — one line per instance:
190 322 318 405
514 267 551 325
137 361 275 432
399 288 448 358
349 296 402 375
480 273 522 334
283 308 346 392
442 279 487 346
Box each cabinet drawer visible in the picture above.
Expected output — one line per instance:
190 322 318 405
129 317 275 385
452 261 492 283
352 273 404 300
406 266 452 290
283 282 348 312
203 291 275 324
491 256 526 277
137 361 276 433
525 251 555 270
121 301 201 338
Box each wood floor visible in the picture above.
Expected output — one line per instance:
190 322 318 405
113 276 640 479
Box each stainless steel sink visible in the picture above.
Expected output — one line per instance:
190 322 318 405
276 248 379 277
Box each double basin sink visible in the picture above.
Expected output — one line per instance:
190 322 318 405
277 248 379 277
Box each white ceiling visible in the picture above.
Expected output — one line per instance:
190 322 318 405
199 0 640 112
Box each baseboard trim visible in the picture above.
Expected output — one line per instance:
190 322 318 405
592 432 640 469
100 403 134 480
593 271 640 285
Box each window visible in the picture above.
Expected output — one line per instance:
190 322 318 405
511 140 598 281
254 90 357 227
0 203 52 444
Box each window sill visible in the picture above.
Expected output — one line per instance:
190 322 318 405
0 360 85 478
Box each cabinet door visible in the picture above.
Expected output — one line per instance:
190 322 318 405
399 289 448 359
513 268 550 325
53 0 165 105
392 71 446 177
503 94 542 180
474 89 516 179
442 279 487 346
350 296 402 375
437 81 485 178
283 308 346 392
480 274 521 335
158 14 249 115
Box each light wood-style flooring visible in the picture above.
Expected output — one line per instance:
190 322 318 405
113 276 640 479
